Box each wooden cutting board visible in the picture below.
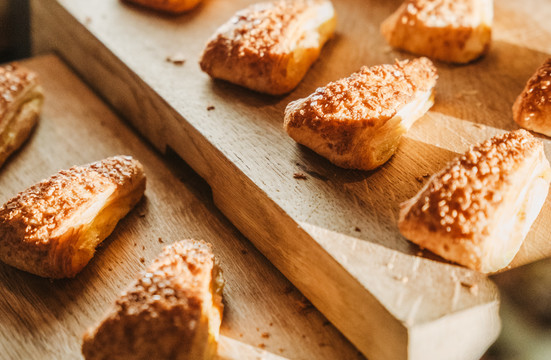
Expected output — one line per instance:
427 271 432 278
0 55 364 360
30 0 551 359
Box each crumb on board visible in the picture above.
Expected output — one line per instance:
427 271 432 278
354 226 361 232
207 105 215 111
269 322 273 326
108 267 113 272
165 53 186 65
278 348 285 353
139 257 145 264
322 320 330 327
415 176 424 183
139 212 146 218
84 16 92 25
293 172 308 180
158 237 164 243
261 332 270 339
142 245 145 250
258 343 266 349
386 262 394 270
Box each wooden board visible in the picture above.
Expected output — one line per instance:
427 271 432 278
30 0 551 359
0 55 364 360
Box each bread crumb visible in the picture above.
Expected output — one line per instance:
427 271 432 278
386 262 394 270
158 237 164 243
139 212 146 218
415 176 424 183
84 16 92 25
278 348 285 353
207 105 215 111
261 332 270 339
139 257 145 264
258 343 266 349
293 172 307 180
165 53 186 65
461 282 479 296
142 245 145 250
354 226 361 232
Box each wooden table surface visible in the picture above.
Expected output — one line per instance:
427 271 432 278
30 0 551 359
0 55 364 360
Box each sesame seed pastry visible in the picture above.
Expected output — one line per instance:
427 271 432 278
199 0 337 95
122 0 202 14
0 156 146 278
0 63 44 168
513 58 551 136
399 130 551 273
284 57 437 170
381 0 493 64
82 240 224 360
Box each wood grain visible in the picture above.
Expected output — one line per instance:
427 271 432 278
30 0 551 358
0 55 363 360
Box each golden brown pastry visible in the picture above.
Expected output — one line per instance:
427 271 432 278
199 0 336 95
0 63 43 168
0 156 146 278
284 57 437 170
381 0 493 64
399 130 551 273
122 0 202 14
82 240 224 360
513 58 551 136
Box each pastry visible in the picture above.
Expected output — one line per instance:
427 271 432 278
122 0 202 14
0 63 43 168
0 156 146 278
82 240 224 360
513 58 551 136
381 0 493 64
199 0 336 95
399 130 551 273
284 57 437 170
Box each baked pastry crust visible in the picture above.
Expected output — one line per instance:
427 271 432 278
381 0 493 64
284 57 437 170
399 130 551 273
513 58 551 136
0 64 44 168
82 240 224 360
122 0 202 14
199 0 336 95
0 156 146 278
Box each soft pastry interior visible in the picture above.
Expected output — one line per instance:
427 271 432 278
82 240 224 360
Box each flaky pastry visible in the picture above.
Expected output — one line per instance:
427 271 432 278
284 57 437 170
122 0 202 14
0 64 43 168
0 156 146 278
399 130 551 273
199 0 336 95
82 240 224 360
513 58 551 136
381 0 493 64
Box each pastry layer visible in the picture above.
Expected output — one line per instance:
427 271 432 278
284 57 437 170
399 130 550 273
82 240 224 360
0 156 146 278
199 0 336 95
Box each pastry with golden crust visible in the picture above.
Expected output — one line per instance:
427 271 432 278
0 64 43 168
399 130 551 273
199 0 337 95
122 0 202 14
0 156 146 278
82 240 224 360
284 57 437 170
381 0 493 64
513 58 551 136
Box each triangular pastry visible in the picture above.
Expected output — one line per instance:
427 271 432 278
399 130 551 273
284 57 437 170
0 64 43 168
0 156 146 278
82 240 224 360
200 0 336 95
381 0 493 64
513 58 551 136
